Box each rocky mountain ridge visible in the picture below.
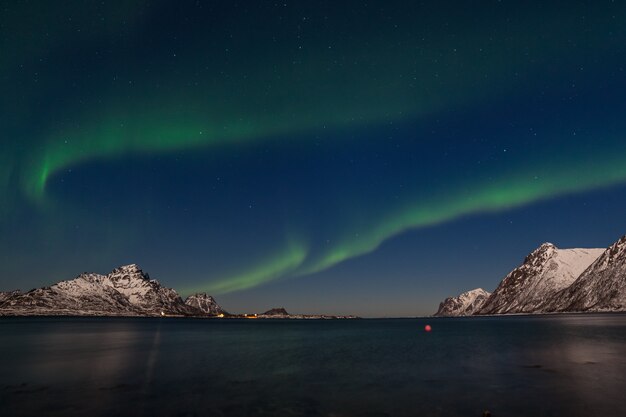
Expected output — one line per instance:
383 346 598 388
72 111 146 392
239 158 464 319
435 235 626 316
260 307 290 317
545 235 626 312
184 293 225 315
435 288 491 317
478 244 604 314
0 264 223 317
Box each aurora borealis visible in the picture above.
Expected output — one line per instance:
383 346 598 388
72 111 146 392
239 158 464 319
2 1 626 315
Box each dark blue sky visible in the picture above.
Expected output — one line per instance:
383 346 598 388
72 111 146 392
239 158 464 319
1 1 626 316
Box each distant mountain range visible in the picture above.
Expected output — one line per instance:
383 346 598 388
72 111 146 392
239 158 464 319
5 233 625 319
0 264 356 319
435 234 626 316
0 264 224 317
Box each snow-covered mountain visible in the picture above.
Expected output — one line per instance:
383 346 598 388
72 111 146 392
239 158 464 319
434 288 491 316
185 293 225 315
545 235 626 312
0 264 220 317
477 243 603 315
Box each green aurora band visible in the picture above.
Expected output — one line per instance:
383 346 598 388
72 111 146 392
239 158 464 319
296 140 626 277
12 87 626 296
183 240 308 295
15 2 623 202
181 131 626 295
4 2 626 294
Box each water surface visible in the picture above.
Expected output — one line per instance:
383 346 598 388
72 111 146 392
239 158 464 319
1 315 625 416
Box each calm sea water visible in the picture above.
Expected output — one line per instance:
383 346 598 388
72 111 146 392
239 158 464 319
1 315 625 417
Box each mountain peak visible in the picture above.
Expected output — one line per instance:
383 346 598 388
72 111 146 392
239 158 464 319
466 288 489 296
538 242 557 250
108 264 151 283
531 242 557 255
607 235 626 257
188 292 212 299
184 293 224 315
480 244 604 315
523 242 558 266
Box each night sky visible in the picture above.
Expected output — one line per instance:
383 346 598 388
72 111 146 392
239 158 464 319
2 1 626 316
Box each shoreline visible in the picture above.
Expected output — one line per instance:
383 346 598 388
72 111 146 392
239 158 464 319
2 311 626 320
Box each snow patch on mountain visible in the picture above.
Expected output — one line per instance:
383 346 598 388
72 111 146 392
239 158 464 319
546 235 626 312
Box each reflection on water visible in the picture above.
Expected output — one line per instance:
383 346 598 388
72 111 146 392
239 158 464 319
1 315 626 416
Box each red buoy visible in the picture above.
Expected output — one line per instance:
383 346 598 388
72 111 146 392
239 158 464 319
424 324 432 332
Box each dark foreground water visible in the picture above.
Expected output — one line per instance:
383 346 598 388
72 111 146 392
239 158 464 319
1 315 626 417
